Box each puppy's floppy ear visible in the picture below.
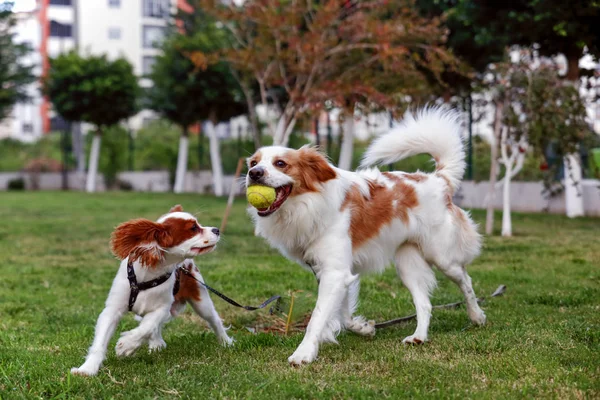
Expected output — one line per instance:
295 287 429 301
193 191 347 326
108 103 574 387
169 204 183 213
110 218 172 268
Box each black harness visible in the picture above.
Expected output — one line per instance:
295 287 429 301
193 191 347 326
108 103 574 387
127 260 180 311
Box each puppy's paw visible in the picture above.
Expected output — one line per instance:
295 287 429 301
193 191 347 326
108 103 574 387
345 316 376 337
148 338 167 353
70 366 98 377
288 343 318 366
402 334 427 345
115 336 140 358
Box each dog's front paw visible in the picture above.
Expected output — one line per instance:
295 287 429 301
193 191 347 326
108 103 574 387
116 336 140 358
345 316 376 337
469 310 487 326
70 365 98 377
402 334 427 345
219 335 235 347
148 338 167 353
288 343 318 366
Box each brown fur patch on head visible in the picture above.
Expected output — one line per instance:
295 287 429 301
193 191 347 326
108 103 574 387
342 173 418 250
282 147 337 196
174 262 201 303
247 150 262 168
110 217 202 267
169 204 183 213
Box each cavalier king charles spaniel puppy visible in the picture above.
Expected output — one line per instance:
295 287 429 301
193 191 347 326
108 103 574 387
246 107 486 365
71 205 233 376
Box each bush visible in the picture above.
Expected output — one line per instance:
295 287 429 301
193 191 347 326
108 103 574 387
7 177 25 190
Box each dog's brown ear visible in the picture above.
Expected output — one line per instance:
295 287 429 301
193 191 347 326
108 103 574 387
169 204 183 213
297 147 337 184
110 219 171 268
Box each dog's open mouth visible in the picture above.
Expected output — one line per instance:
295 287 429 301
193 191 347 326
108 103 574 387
257 185 292 217
191 245 216 256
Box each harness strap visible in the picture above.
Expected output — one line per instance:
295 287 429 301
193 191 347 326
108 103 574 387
127 260 179 312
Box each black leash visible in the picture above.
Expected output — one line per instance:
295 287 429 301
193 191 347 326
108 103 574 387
178 266 282 313
374 285 507 329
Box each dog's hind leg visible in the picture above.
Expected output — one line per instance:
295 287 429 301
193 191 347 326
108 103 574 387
437 263 486 326
187 270 233 346
342 278 375 337
395 244 437 344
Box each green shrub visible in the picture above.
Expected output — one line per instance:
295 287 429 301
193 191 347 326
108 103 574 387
7 177 25 190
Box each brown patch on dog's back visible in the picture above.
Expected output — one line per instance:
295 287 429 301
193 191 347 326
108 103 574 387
342 173 418 250
403 173 428 183
174 262 201 303
284 147 337 196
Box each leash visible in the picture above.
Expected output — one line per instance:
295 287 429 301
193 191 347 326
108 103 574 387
374 285 507 329
178 266 283 313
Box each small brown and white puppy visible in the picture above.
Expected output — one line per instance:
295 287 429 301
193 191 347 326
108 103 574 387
71 205 232 377
246 108 485 365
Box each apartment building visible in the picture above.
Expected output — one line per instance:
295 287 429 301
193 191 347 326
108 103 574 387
0 0 184 141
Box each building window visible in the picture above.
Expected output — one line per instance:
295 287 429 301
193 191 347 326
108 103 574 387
22 123 34 134
108 0 120 7
142 56 156 75
49 21 72 38
108 27 121 40
142 26 166 48
142 0 170 18
50 0 72 5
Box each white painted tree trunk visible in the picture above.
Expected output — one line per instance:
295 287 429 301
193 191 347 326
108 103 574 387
273 115 297 147
206 121 224 196
485 100 504 235
85 133 101 193
501 161 513 237
72 123 85 173
173 134 189 194
564 154 584 218
338 116 355 170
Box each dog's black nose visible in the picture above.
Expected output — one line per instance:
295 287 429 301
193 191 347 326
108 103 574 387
212 228 220 236
248 167 265 182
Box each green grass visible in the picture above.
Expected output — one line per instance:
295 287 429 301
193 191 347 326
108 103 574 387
0 192 598 399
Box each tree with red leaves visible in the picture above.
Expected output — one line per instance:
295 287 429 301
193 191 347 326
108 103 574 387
193 0 458 149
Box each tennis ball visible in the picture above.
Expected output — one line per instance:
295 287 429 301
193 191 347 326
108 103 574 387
247 185 276 209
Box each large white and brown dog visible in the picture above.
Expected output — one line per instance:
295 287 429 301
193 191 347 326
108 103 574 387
246 108 485 365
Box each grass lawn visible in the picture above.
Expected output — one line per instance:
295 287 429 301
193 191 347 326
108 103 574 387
0 191 598 399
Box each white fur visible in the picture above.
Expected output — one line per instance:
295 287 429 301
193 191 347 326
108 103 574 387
70 213 232 377
248 107 485 365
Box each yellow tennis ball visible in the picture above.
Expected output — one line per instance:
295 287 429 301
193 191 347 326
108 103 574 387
247 185 276 209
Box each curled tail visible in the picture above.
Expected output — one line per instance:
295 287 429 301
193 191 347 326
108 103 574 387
361 107 466 192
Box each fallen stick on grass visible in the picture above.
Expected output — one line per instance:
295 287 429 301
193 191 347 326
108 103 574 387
374 284 507 329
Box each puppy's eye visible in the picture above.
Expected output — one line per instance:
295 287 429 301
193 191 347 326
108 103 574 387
191 224 201 232
250 160 257 167
274 160 287 168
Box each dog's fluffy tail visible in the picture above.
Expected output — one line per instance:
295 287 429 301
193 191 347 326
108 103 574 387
361 107 465 192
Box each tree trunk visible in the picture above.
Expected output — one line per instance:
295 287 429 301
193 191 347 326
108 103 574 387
85 132 101 193
71 122 85 173
564 52 584 218
61 126 69 190
564 154 584 218
206 119 224 196
339 113 355 170
485 100 504 235
173 128 189 194
501 160 512 237
273 106 297 146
